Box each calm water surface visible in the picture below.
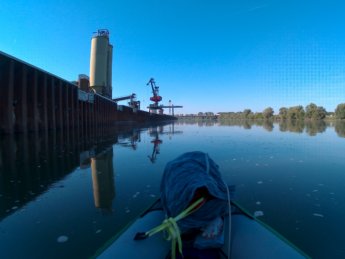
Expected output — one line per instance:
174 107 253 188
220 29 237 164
1 120 345 258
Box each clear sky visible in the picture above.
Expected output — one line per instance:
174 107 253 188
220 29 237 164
1 0 345 114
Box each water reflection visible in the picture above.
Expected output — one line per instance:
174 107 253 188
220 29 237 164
279 120 305 133
335 120 345 138
305 120 327 136
79 144 116 211
218 119 333 136
178 118 344 137
117 128 141 150
148 126 163 163
1 120 345 258
279 120 329 136
147 123 183 163
0 132 81 220
0 125 147 221
176 120 217 126
91 147 115 212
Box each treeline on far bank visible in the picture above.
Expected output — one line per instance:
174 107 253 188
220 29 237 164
218 103 345 121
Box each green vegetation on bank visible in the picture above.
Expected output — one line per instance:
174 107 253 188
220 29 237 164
218 103 345 121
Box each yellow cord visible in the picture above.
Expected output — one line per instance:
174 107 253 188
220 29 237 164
144 197 205 259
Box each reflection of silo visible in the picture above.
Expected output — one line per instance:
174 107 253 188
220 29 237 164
91 148 115 210
89 29 113 98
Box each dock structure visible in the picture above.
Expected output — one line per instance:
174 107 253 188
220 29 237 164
0 51 175 135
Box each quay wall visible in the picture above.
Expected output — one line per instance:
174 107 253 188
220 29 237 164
0 51 175 135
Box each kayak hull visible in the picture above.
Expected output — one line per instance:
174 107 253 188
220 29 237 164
97 209 306 258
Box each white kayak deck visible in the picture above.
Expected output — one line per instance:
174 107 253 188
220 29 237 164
97 209 307 258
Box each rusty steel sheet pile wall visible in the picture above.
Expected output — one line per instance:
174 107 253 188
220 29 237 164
0 52 116 135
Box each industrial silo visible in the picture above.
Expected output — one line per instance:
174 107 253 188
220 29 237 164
106 44 113 98
89 29 113 98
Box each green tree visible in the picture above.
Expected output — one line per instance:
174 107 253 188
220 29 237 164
287 106 305 120
254 112 263 120
263 107 274 120
305 103 318 119
279 107 288 120
315 106 327 120
305 103 327 120
243 109 251 119
335 103 345 119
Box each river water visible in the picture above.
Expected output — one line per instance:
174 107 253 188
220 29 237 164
0 120 345 258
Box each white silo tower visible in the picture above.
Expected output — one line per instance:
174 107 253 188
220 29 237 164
89 29 113 98
106 44 113 98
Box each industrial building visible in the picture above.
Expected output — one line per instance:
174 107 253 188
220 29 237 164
89 29 113 98
0 29 178 135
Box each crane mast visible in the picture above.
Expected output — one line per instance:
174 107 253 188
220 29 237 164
146 78 183 115
147 78 163 114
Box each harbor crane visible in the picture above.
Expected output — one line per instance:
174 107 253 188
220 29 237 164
146 78 183 115
146 78 163 114
147 78 162 103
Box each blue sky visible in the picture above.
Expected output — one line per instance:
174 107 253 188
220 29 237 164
1 0 345 114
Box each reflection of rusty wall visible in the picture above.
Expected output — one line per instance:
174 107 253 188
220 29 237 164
91 148 115 210
0 132 82 220
0 127 121 221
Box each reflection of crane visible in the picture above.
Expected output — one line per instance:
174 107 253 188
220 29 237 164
148 133 162 163
147 124 183 163
147 126 163 163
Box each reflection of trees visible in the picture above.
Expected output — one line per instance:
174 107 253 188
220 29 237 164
254 120 274 131
197 120 216 127
279 120 288 132
205 121 216 126
278 120 328 135
242 120 251 129
305 120 327 136
262 120 274 132
218 119 331 135
219 119 253 128
279 120 304 133
335 121 345 138
177 117 217 126
176 118 345 138
219 119 275 130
